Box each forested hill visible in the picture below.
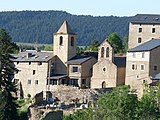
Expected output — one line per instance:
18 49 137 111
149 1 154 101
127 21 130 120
0 10 133 46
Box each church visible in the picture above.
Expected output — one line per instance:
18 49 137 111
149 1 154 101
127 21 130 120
12 21 97 98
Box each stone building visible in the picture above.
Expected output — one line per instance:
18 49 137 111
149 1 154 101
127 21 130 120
91 40 126 88
125 39 160 96
128 14 160 49
12 51 55 98
13 21 97 98
66 55 97 88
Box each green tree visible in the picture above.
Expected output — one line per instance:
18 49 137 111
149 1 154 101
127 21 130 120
107 32 123 53
137 85 159 120
123 34 129 53
0 29 19 120
86 40 100 52
95 85 138 120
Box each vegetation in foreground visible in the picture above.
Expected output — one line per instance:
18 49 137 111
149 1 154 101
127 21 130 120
0 29 19 119
63 85 160 120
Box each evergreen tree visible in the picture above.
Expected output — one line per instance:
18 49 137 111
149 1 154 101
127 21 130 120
0 29 19 120
107 32 124 53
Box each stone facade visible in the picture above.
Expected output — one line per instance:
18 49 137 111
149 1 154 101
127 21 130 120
91 40 126 88
125 44 160 97
128 22 160 49
67 57 97 88
13 52 55 98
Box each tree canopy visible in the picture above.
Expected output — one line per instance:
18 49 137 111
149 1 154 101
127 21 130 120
107 32 124 53
63 85 160 120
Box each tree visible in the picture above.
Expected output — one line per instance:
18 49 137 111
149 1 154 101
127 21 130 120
86 40 100 52
107 32 123 53
123 34 129 53
0 29 19 120
95 85 138 120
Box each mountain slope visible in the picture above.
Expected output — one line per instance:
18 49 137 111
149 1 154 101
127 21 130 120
0 10 133 45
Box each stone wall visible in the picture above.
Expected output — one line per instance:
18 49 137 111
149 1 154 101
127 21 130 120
50 85 111 105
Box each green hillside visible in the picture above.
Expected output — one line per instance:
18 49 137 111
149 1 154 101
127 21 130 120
0 10 133 46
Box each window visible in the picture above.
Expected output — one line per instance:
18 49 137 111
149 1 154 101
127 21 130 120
82 79 86 84
101 47 104 58
103 67 106 72
14 79 19 84
28 80 31 85
133 53 136 58
132 64 136 70
139 28 142 33
106 47 109 57
152 28 155 33
38 62 42 65
71 37 74 46
50 80 57 85
33 70 36 75
59 36 63 45
142 52 145 58
29 62 31 65
138 37 142 43
72 67 78 72
154 66 158 70
35 80 38 85
143 80 146 84
141 65 145 70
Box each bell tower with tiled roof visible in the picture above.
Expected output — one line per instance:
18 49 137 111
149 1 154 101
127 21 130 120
53 21 77 65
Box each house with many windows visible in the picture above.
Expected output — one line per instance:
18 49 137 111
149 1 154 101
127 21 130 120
128 14 160 49
125 39 160 96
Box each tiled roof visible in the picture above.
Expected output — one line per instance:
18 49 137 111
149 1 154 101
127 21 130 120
131 14 160 24
128 39 160 52
56 21 75 34
66 55 92 65
114 56 126 67
11 51 54 62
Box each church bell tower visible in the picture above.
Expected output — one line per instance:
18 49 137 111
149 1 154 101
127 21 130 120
53 21 77 64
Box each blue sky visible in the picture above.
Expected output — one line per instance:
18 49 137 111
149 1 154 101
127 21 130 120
0 0 160 16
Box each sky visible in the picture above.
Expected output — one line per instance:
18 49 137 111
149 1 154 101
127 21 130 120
0 0 160 16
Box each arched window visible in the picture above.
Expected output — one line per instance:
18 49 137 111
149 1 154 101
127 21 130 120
101 47 104 58
59 36 63 45
106 47 109 57
71 37 74 46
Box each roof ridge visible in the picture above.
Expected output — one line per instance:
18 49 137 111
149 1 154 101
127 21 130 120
56 20 75 34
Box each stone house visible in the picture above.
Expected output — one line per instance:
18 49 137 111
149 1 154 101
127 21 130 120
12 51 55 98
128 14 160 49
91 40 126 88
125 39 160 96
66 55 97 88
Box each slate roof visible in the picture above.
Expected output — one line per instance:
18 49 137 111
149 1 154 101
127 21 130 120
151 73 160 80
11 51 54 62
128 39 160 52
114 56 126 67
131 14 160 24
66 55 93 65
56 21 76 35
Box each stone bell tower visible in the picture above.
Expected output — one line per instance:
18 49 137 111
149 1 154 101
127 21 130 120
53 21 77 64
